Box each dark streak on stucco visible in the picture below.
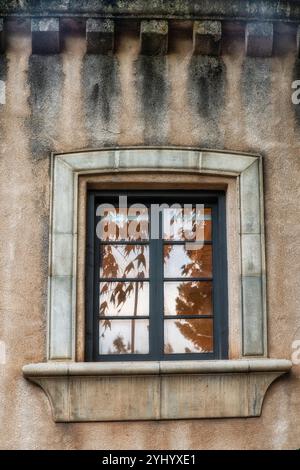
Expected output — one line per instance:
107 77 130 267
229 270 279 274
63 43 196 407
28 55 63 160
0 54 7 108
292 59 300 128
0 56 7 144
135 56 168 145
27 56 60 300
188 56 226 147
0 54 7 83
82 54 120 147
241 58 272 139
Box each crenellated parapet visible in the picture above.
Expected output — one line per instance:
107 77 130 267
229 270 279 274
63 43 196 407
0 16 298 57
0 1 299 56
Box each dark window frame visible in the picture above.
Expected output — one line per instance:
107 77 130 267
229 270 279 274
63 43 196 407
85 190 228 361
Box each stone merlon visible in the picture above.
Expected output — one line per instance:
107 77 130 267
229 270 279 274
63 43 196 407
31 18 60 55
245 22 274 57
140 20 168 56
193 21 222 56
86 18 114 54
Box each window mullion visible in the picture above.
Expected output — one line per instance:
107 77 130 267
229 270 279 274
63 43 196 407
149 210 164 360
94 200 101 361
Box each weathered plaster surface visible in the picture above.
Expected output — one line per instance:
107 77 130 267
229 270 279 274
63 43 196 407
0 21 300 449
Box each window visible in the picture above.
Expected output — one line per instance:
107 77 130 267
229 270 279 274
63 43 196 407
85 191 228 361
23 149 291 422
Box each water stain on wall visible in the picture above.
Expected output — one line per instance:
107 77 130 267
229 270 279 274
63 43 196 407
187 56 226 148
28 55 63 160
135 56 168 145
0 56 7 106
82 55 121 147
241 57 272 145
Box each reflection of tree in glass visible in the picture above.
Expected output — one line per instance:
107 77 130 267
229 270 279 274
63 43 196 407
164 343 174 354
175 250 212 351
176 281 211 315
99 208 212 354
164 245 213 353
112 336 129 354
175 318 212 352
181 246 211 277
165 208 210 240
100 244 146 353
165 210 195 240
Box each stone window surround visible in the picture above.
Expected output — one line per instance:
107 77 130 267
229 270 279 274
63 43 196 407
22 147 292 422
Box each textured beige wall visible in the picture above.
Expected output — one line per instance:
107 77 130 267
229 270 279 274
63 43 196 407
0 23 300 449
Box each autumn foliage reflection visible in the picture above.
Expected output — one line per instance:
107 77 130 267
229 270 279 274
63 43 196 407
98 207 213 354
163 245 213 353
100 244 148 354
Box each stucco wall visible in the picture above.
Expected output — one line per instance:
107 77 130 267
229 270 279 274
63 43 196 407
0 19 300 449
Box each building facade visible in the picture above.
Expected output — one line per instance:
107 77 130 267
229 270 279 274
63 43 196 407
0 0 300 449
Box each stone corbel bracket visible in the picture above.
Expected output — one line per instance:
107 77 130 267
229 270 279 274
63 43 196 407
0 16 292 57
23 359 292 422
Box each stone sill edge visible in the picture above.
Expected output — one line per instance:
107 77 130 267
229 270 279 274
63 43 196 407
23 359 292 377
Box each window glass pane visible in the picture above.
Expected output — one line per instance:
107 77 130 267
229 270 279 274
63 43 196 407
100 245 149 279
163 207 211 241
99 319 149 354
164 281 212 316
97 207 149 241
164 244 212 278
99 282 149 316
164 318 213 353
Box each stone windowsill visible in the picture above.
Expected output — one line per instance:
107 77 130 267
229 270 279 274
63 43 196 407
23 359 292 422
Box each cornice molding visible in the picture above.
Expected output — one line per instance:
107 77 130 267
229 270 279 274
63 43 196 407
1 1 300 23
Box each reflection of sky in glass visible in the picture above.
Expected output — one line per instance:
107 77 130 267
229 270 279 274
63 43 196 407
99 282 149 316
99 319 149 354
164 245 212 278
164 319 213 353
